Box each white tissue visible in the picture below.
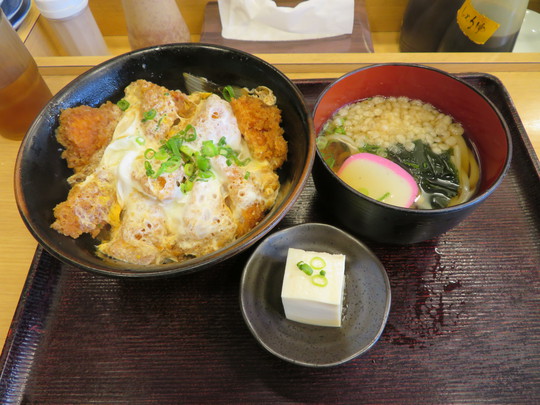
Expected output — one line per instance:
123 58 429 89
217 0 355 41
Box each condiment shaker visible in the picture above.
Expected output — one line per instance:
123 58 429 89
438 0 529 52
34 0 109 56
121 0 191 50
0 8 52 139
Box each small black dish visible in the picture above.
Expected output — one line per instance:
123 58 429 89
240 223 391 367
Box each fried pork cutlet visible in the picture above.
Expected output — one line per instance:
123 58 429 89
230 95 287 170
123 79 182 141
51 170 116 239
214 157 279 237
55 101 122 177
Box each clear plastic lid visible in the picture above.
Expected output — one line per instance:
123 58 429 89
34 0 88 20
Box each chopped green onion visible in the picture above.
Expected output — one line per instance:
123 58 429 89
311 275 328 287
154 148 169 161
144 161 155 177
180 144 196 157
244 171 250 180
359 144 386 156
117 99 130 111
198 170 215 180
162 157 182 173
181 180 194 193
217 139 250 167
142 126 246 192
222 85 236 102
358 187 369 196
184 163 195 177
166 137 182 157
218 137 227 147
310 256 326 270
324 156 336 169
316 137 329 150
153 165 166 178
402 161 420 169
135 136 145 145
320 270 326 276
196 156 211 171
142 108 157 122
296 261 313 276
238 157 251 166
378 192 391 202
201 140 218 157
144 148 156 159
183 125 197 142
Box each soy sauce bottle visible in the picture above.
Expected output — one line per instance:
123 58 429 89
438 0 529 52
400 0 465 52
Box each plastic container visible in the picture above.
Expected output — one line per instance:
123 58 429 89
34 0 109 56
121 0 191 50
0 8 52 139
400 0 465 52
438 0 529 52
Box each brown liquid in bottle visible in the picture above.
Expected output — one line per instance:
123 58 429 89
0 62 52 140
437 0 528 52
438 24 520 52
400 0 465 52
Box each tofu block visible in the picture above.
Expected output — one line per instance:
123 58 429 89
281 248 346 327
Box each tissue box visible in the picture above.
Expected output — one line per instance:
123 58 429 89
200 1 374 54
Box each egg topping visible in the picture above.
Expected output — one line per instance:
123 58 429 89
51 79 287 265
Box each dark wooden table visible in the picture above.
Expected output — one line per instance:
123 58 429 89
1 76 539 404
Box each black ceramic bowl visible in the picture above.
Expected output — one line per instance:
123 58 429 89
312 64 512 244
15 43 315 277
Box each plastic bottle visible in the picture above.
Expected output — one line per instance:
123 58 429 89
0 8 52 139
121 0 191 50
438 0 529 52
400 0 465 52
34 0 109 56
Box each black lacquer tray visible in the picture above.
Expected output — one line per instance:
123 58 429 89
1 75 539 404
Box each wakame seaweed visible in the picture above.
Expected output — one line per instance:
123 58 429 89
387 140 460 209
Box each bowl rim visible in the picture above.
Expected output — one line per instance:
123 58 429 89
313 62 513 215
14 43 316 278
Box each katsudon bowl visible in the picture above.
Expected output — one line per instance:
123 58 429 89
15 43 315 278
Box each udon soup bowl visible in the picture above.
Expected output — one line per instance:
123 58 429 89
15 43 315 277
312 63 512 244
